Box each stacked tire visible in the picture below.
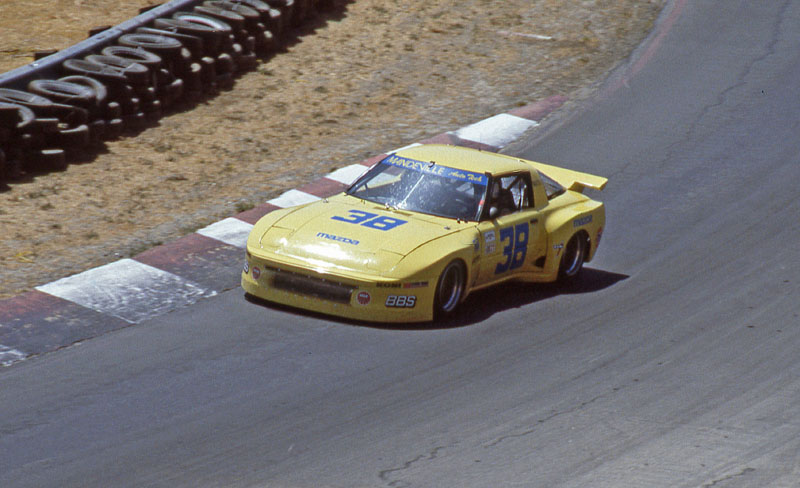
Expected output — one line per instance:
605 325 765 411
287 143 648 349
0 0 325 183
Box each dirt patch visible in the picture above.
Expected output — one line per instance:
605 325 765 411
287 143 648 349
0 0 163 74
0 0 665 299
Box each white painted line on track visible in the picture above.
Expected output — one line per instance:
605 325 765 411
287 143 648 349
450 113 539 148
36 259 215 324
267 189 320 208
0 345 26 367
324 164 369 185
197 217 254 249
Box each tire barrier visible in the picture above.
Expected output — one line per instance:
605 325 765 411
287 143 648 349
0 0 329 184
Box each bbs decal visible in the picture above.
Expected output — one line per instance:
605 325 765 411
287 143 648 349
385 295 416 308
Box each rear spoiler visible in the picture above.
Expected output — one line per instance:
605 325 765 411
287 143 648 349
528 160 608 193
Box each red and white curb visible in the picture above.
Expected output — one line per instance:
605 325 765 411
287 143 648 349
36 259 215 324
0 95 566 367
0 345 25 367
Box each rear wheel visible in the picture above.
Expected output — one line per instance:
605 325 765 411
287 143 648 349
558 233 587 282
434 260 465 320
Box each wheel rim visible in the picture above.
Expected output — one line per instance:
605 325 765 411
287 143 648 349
438 262 464 313
562 235 585 277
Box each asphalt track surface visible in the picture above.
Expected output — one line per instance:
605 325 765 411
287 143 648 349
2 0 800 486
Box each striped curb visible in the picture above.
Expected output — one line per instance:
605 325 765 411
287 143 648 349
0 95 566 367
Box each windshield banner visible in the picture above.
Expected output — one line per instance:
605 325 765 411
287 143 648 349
382 155 488 186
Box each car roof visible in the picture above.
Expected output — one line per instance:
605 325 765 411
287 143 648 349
394 144 531 175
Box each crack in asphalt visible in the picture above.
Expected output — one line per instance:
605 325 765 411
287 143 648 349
601 0 792 186
378 445 450 487
680 0 789 147
701 467 756 487
654 0 791 175
482 386 626 449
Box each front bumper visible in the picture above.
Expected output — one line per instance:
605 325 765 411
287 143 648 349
241 253 435 323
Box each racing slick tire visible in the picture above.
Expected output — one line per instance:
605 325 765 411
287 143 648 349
137 26 205 59
434 260 466 320
26 148 67 172
558 231 588 283
0 102 21 128
117 34 183 63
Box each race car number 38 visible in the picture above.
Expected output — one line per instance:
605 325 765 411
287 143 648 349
332 210 407 231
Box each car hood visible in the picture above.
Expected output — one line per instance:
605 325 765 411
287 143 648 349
257 197 462 274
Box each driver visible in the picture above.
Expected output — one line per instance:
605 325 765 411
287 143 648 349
490 180 516 216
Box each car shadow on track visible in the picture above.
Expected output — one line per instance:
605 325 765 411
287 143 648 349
245 267 628 331
380 267 630 331
430 267 630 330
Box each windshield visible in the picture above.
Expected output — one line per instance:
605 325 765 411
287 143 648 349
346 154 489 221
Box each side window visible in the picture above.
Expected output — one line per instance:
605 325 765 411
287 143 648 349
508 174 532 209
487 173 533 218
538 170 565 199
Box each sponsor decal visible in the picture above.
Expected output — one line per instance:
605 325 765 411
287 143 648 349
385 295 417 308
553 243 564 257
252 266 261 280
484 230 496 254
383 155 489 185
357 291 371 305
317 232 360 245
243 261 250 274
377 281 429 289
573 215 593 227
472 237 480 252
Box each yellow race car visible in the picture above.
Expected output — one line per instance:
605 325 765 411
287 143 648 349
242 144 606 322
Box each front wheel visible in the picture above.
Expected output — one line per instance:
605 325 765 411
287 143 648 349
558 233 587 283
434 260 466 320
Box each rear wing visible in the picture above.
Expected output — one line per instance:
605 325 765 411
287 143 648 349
529 161 607 193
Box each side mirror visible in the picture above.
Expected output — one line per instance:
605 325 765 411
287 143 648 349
489 206 499 219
